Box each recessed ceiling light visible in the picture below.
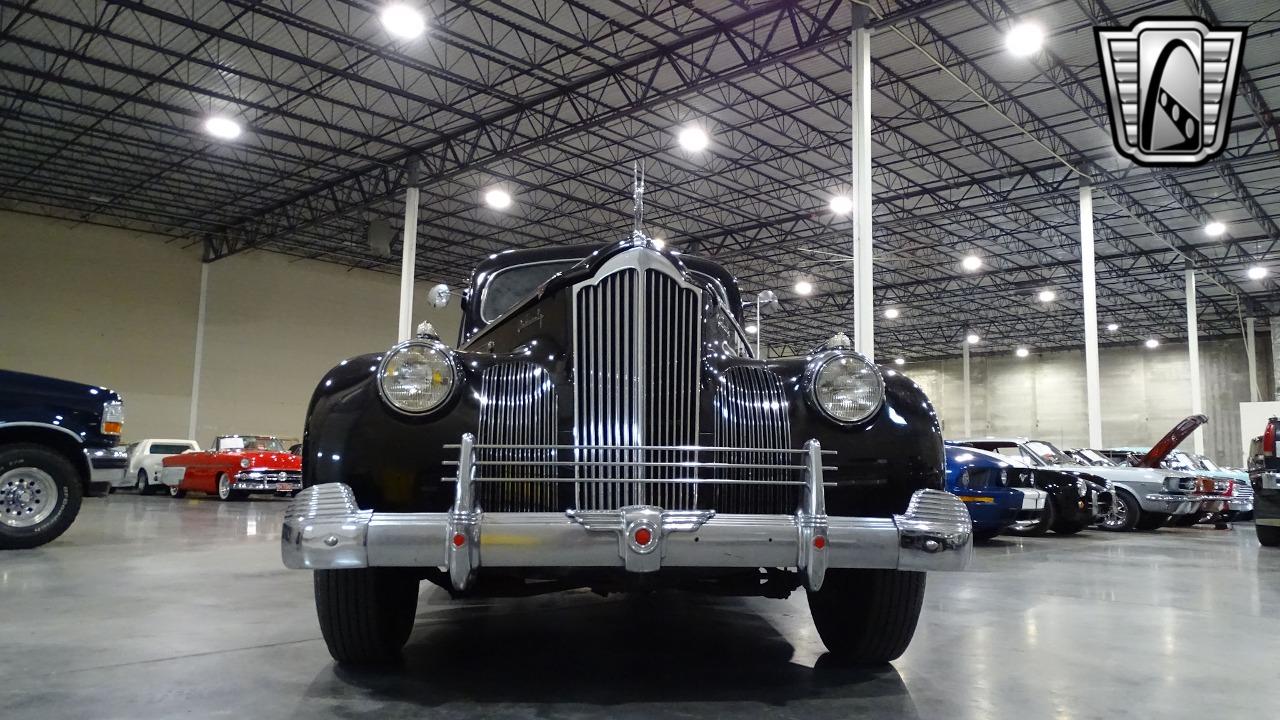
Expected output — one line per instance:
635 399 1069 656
1015 347 1030 358
381 3 426 39
202 116 241 140
1005 21 1044 56
483 188 512 209
1107 323 1119 332
883 307 900 319
1204 221 1226 237
1145 338 1160 349
1248 265 1268 280
794 280 813 296
894 357 905 366
651 237 666 250
966 333 980 344
829 195 853 215
745 324 758 335
961 255 982 272
677 126 709 152
1037 289 1056 303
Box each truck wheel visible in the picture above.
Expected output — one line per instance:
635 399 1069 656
136 470 154 496
314 568 419 664
1099 489 1140 531
1256 525 1280 547
0 443 83 549
1135 512 1170 531
806 569 925 665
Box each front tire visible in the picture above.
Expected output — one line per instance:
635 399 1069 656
807 569 925 665
1256 524 1280 547
0 444 83 549
314 568 420 664
1099 489 1140 531
168 484 186 498
1007 498 1055 537
215 474 244 501
1135 512 1170 531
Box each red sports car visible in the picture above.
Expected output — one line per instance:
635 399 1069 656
160 435 302 500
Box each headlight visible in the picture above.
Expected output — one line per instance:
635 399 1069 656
377 341 457 415
240 458 251 469
101 400 124 436
1076 478 1088 496
808 352 884 424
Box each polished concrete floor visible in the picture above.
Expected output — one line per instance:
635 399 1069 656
2 494 1278 720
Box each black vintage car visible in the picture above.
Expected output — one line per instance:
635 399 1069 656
0 369 125 548
282 235 973 665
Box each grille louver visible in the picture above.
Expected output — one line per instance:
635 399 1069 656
711 366 797 514
475 362 559 512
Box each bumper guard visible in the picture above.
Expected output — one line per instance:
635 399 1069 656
281 435 973 592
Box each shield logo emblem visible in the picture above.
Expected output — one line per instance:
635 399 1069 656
1095 18 1246 166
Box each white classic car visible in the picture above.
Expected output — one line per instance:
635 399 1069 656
119 439 200 494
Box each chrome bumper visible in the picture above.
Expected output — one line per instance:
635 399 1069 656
1143 493 1202 515
234 471 300 492
281 437 972 592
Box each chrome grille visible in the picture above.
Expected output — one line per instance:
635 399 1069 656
475 362 558 512
711 366 797 514
572 254 701 510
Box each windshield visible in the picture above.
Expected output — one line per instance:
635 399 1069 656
150 443 195 455
1196 455 1222 471
481 261 577 322
1024 440 1082 466
1077 449 1117 466
217 436 285 452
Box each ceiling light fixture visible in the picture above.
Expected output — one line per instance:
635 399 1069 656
1204 221 1226 237
483 188 512 210
380 3 426 39
829 195 853 215
1037 289 1056 303
966 333 980 345
1145 338 1160 349
794 280 813 296
1015 347 1030 358
677 126 709 152
202 116 241 140
745 324 758 335
883 307 900 319
1005 21 1045 57
1107 323 1119 332
651 237 666 250
1248 265 1268 280
961 255 982 272
894 357 905 366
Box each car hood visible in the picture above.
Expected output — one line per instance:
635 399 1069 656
1135 414 1208 468
1046 464 1182 485
235 451 302 470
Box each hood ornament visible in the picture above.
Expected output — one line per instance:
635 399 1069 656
630 161 654 249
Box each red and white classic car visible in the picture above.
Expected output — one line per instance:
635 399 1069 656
160 435 302 500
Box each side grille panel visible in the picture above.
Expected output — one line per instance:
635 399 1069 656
573 263 701 511
476 362 558 512
712 366 797 514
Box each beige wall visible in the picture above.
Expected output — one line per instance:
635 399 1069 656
904 337 1268 466
0 211 461 445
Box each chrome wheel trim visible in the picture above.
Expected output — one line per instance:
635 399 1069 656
1 467 59 528
168 484 181 497
1102 495 1129 528
217 475 231 500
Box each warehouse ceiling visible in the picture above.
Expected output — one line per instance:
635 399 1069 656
2 0 1278 360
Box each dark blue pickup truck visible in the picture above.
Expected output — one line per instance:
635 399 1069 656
0 369 125 548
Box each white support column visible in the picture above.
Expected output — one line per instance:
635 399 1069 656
1080 182 1102 448
1185 264 1204 454
962 340 971 437
187 262 209 440
1245 317 1259 402
851 13 874 360
397 160 421 342
1272 317 1280 401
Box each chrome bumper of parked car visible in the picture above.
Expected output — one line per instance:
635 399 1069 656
1143 493 1204 515
234 470 300 492
281 436 973 592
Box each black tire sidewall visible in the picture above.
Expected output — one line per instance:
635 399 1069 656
0 444 83 549
1102 489 1141 531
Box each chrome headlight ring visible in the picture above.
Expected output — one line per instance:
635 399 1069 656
376 340 460 416
805 350 885 425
